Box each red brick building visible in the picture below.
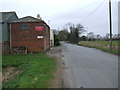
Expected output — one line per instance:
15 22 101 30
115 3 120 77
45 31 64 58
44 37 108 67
9 16 50 53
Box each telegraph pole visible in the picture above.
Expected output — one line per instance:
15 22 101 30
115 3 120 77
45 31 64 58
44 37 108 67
109 0 112 50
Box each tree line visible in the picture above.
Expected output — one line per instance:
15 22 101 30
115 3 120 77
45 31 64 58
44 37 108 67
53 23 120 45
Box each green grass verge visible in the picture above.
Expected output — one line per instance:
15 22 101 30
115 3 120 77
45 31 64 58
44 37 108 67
77 43 119 55
2 53 56 88
80 41 119 46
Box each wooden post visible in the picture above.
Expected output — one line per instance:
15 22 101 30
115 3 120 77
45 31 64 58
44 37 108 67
109 0 112 50
10 23 12 53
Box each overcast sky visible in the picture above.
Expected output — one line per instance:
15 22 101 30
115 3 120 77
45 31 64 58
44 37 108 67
0 0 119 36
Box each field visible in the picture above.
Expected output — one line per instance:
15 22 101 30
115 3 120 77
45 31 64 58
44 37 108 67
2 53 56 88
78 40 119 55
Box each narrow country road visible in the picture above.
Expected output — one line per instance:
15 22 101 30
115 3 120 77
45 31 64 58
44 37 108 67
61 42 118 88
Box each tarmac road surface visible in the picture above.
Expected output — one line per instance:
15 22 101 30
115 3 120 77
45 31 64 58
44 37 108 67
61 42 118 88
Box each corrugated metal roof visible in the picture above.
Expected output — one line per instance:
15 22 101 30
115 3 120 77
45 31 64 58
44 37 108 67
12 16 43 23
0 12 16 23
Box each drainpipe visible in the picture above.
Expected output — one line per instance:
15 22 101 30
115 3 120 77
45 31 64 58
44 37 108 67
10 23 12 53
44 24 46 51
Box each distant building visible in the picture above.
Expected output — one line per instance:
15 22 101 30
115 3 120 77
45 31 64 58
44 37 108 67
0 12 18 54
50 29 54 47
9 16 50 53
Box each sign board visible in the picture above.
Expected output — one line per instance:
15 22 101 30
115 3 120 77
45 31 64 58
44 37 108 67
37 36 43 39
34 26 44 31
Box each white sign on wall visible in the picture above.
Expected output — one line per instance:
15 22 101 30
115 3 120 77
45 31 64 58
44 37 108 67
37 36 43 39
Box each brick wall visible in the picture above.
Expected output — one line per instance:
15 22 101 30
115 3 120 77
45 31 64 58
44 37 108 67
44 25 50 50
10 22 50 53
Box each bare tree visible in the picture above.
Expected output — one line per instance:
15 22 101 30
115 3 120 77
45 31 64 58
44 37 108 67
113 34 120 40
87 32 95 41
94 34 102 40
105 33 110 41
64 23 85 43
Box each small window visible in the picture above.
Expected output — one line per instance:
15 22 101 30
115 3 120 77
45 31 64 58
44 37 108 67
21 24 29 30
